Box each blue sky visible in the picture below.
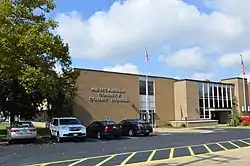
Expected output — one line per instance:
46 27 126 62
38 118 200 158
50 0 250 81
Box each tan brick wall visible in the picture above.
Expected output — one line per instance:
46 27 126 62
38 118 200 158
222 78 249 112
154 78 175 127
186 81 199 120
73 70 140 126
174 81 188 120
174 81 199 121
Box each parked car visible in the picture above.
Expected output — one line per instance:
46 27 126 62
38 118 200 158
119 119 153 136
49 117 87 142
6 121 37 144
86 121 122 139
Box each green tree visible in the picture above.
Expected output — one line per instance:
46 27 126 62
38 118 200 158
0 0 79 125
229 96 240 127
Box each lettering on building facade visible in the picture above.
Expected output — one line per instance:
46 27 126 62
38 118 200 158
89 88 129 103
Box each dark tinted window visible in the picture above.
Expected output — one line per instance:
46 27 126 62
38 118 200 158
139 80 154 95
102 121 116 125
13 121 34 128
89 122 99 128
129 119 146 124
59 118 80 125
53 119 58 126
119 120 126 124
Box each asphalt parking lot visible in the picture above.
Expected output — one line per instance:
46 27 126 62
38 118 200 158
26 138 250 166
1 128 250 166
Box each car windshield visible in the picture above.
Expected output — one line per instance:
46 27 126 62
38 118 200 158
13 121 34 128
129 119 146 124
59 118 80 125
102 121 116 125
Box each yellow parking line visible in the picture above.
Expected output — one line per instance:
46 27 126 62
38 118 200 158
228 141 240 148
146 150 156 162
26 158 83 166
95 155 117 166
125 146 250 166
240 140 250 145
27 138 250 166
169 148 174 159
203 144 212 153
120 152 136 165
187 146 194 156
27 137 250 166
68 158 88 166
216 143 227 150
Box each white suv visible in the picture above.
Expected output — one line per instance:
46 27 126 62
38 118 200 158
49 117 87 142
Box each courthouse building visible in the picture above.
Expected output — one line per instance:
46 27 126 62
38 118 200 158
72 68 250 127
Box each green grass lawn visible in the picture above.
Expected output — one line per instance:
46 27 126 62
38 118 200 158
0 122 50 139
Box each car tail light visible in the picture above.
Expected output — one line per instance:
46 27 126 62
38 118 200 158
10 129 19 132
104 126 109 132
29 129 37 132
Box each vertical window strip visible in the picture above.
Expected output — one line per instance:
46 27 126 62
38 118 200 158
207 83 211 118
212 84 215 108
208 83 210 108
202 83 206 119
217 84 220 108
221 84 224 108
230 86 233 107
226 85 229 108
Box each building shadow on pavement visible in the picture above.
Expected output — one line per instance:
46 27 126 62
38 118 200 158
150 153 239 166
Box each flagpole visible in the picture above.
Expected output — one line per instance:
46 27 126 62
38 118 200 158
241 55 247 113
145 46 149 123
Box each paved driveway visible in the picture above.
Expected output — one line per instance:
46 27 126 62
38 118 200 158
0 128 250 166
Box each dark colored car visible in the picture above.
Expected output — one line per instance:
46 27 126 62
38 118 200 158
86 121 122 139
119 119 153 136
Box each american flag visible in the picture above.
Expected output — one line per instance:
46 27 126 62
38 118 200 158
241 54 246 75
145 46 149 63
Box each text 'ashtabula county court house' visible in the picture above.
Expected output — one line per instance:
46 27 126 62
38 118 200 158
72 68 250 127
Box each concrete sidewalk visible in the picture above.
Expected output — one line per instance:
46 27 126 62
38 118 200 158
128 147 250 166
153 127 213 133
154 126 250 133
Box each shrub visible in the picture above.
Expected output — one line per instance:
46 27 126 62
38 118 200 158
166 123 172 127
240 121 249 126
34 117 47 122
180 123 186 128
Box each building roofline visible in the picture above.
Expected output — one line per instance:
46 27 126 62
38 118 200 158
221 77 247 81
74 68 237 85
177 79 234 85
74 68 177 80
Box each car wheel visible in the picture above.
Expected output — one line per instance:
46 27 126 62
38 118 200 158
56 132 62 143
80 137 86 141
128 129 134 137
144 132 149 136
30 138 37 143
8 139 14 144
50 132 54 139
97 132 102 139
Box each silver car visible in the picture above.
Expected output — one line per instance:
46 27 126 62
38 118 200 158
7 121 37 144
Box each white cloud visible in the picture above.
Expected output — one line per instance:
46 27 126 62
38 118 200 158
102 63 139 74
55 0 250 78
55 0 245 60
159 47 210 72
218 50 250 68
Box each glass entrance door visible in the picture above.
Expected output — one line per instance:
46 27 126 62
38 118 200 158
140 110 155 126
